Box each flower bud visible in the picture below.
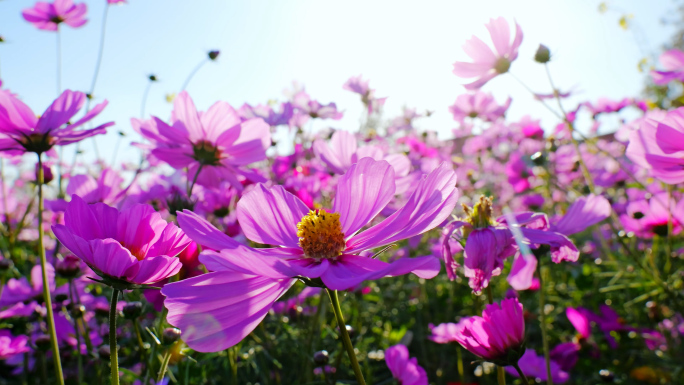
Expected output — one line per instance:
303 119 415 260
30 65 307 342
56 254 81 278
35 163 54 184
98 345 111 359
122 301 143 320
148 74 158 82
55 293 68 303
208 50 220 61
313 350 329 366
534 44 551 63
0 258 12 271
345 325 355 339
162 327 181 345
70 304 86 319
35 334 51 351
599 369 614 382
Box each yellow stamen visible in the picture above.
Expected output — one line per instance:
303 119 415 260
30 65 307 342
296 209 346 259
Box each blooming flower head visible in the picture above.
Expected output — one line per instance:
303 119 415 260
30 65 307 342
22 0 87 31
449 91 511 123
505 349 570 383
0 331 30 360
343 75 387 114
291 91 343 120
453 297 525 364
238 102 293 127
0 89 112 155
384 344 428 385
650 49 684 85
453 17 523 90
52 195 191 287
162 158 458 351
134 91 270 190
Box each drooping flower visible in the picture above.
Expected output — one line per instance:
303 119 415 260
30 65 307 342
449 91 511 123
505 349 570 384
162 158 459 351
441 196 579 293
650 49 684 85
384 344 428 385
22 0 87 31
0 89 112 155
52 195 190 287
452 297 525 364
452 17 523 90
133 91 271 191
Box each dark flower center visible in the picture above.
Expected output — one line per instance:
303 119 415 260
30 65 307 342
192 140 222 166
494 57 511 74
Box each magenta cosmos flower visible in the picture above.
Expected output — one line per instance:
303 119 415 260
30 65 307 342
52 195 190 287
162 158 459 351
22 0 87 31
0 89 112 155
134 91 270 190
627 107 684 184
385 344 428 385
505 349 570 383
453 17 523 90
452 297 525 364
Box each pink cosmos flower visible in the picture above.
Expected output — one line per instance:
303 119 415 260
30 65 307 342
0 264 58 307
428 322 459 344
343 75 387 114
651 49 684 85
452 298 525 363
452 17 523 90
238 102 293 127
626 107 684 184
0 331 30 360
449 91 511 123
52 195 191 286
47 168 125 212
134 91 271 191
313 130 412 192
291 91 343 120
384 344 428 385
0 89 112 155
505 152 532 193
162 158 459 352
22 0 87 31
619 192 684 238
505 349 570 383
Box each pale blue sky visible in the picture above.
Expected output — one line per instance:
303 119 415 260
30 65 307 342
0 0 678 165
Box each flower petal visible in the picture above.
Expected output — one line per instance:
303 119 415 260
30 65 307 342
162 272 295 352
333 157 395 238
236 184 309 248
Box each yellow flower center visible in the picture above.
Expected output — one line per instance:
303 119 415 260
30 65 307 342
296 209 346 259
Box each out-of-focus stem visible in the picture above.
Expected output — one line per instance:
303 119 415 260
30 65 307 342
512 362 531 385
157 349 172 383
69 279 83 385
326 289 366 385
181 59 208 91
37 154 65 385
537 258 553 385
110 289 120 385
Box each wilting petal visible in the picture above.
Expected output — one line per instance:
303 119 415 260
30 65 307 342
162 272 295 352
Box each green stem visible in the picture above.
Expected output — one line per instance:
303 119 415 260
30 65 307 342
157 349 172 383
512 362 531 385
69 280 83 385
181 58 208 91
326 289 366 385
110 289 120 385
37 154 65 385
456 346 465 385
537 259 553 385
486 287 506 385
187 163 204 198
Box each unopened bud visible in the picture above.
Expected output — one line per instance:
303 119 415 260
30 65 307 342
208 50 220 61
534 44 551 63
98 345 111 359
35 334 51 351
122 301 143 320
148 74 158 82
313 350 329 366
56 254 81 278
70 304 86 319
35 163 54 184
162 327 181 345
